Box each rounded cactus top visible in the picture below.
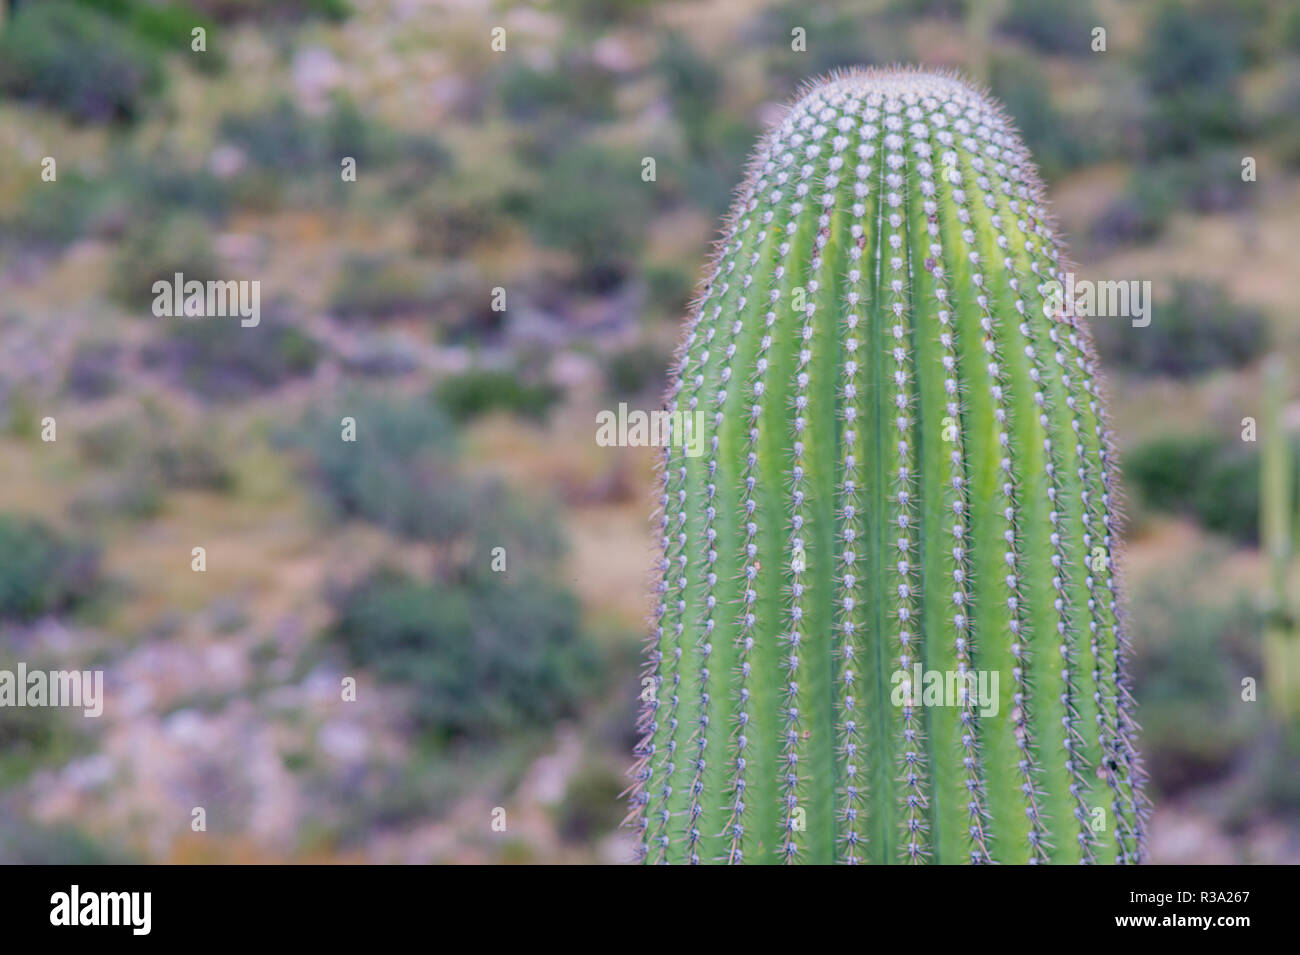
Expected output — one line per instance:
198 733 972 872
633 65 1144 865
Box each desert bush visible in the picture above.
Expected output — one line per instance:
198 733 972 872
70 0 222 71
435 368 562 423
0 820 130 864
120 150 234 222
412 191 503 257
5 150 232 252
65 343 123 401
558 761 625 843
1089 153 1249 248
755 1 908 88
526 143 652 290
330 569 600 740
111 215 219 312
0 517 99 622
1140 0 1247 156
1089 280 1267 379
73 411 235 521
657 31 722 153
219 100 322 174
3 172 115 249
644 263 694 316
1126 561 1260 794
1123 433 1296 545
0 1 165 124
604 343 670 398
997 0 1096 56
1090 188 1176 247
498 59 616 124
286 393 471 541
328 255 443 321
185 0 349 22
988 55 1097 182
218 97 442 184
142 315 320 401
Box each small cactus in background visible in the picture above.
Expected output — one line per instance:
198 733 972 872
1261 356 1300 721
629 67 1147 864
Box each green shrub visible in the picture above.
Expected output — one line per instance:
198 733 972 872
0 516 99 622
603 343 669 398
1140 1 1246 156
327 255 443 321
1090 154 1250 248
997 0 1096 56
164 0 349 22
755 1 908 88
558 761 625 844
4 172 115 249
218 97 440 189
435 368 562 423
5 151 233 253
644 263 694 316
498 59 615 123
64 343 122 402
1089 280 1267 379
285 393 471 541
219 100 321 174
1126 563 1260 794
412 191 503 257
0 820 130 864
0 1 165 124
1124 433 1296 545
111 215 219 312
77 410 236 495
657 31 722 153
71 0 221 70
526 143 652 291
331 569 600 740
142 315 321 401
988 55 1096 182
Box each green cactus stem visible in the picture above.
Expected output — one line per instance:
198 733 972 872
629 67 1146 864
1261 356 1300 721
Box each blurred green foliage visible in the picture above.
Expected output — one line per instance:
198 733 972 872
604 343 670 398
997 0 1097 56
111 214 219 311
988 54 1098 182
558 761 625 843
328 255 446 321
435 368 563 423
0 1 165 123
0 517 99 622
1127 563 1261 794
1124 433 1300 545
76 409 235 496
525 143 652 291
143 316 321 401
1140 0 1247 156
498 56 616 125
331 568 601 741
286 392 472 541
1090 280 1268 378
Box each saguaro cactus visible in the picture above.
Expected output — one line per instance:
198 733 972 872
629 68 1147 864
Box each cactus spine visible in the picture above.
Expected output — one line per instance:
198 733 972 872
629 68 1147 864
